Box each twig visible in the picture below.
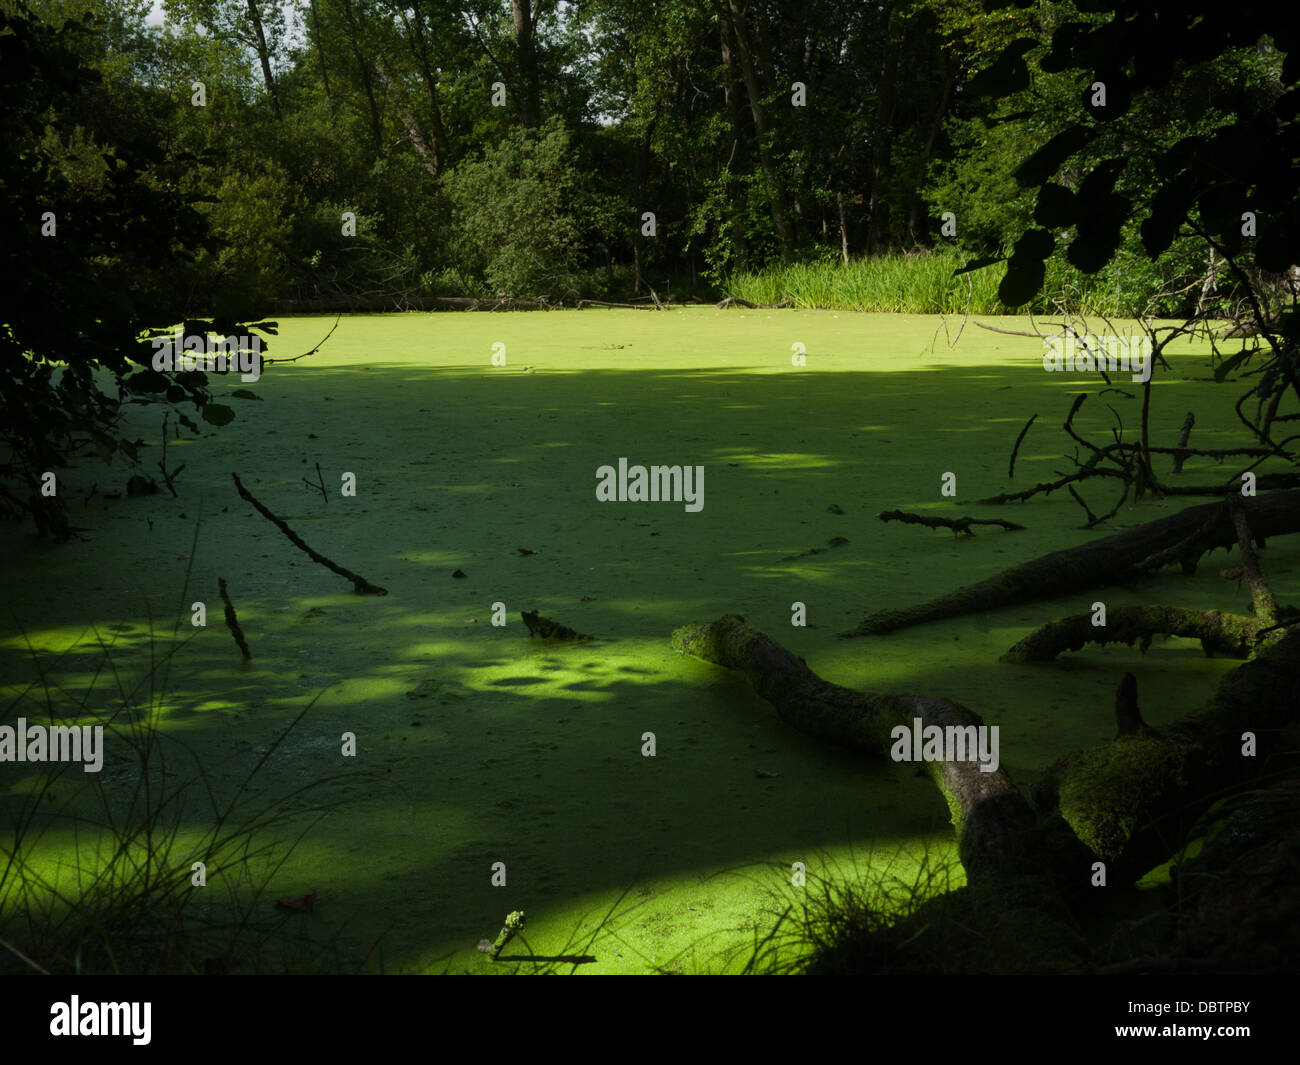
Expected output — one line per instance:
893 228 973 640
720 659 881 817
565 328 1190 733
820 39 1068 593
218 577 252 661
1067 485 1098 525
156 412 182 497
930 273 974 351
978 465 1119 504
262 314 340 365
971 319 1044 337
0 936 50 974
1008 413 1038 479
231 473 388 595
302 461 327 504
1063 393 1107 462
875 509 1025 535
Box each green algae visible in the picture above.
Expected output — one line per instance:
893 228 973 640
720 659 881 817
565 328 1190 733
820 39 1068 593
1 309 1294 973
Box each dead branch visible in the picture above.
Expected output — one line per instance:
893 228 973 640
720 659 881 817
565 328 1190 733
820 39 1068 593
875 510 1025 535
231 473 387 595
218 577 252 660
1008 413 1038 479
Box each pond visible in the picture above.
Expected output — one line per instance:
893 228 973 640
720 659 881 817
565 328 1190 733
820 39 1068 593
2 308 1283 973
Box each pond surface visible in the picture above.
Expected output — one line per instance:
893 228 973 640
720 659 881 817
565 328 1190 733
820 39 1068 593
3 309 1289 973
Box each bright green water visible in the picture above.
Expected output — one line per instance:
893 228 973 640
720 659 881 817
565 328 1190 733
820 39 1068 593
2 309 1292 973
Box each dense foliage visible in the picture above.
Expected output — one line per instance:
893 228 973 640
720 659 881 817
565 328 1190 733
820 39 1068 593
1 0 1295 536
0 2 258 539
3 0 1292 313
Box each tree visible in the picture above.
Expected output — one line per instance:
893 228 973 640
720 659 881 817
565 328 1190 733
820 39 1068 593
0 2 259 539
441 117 589 297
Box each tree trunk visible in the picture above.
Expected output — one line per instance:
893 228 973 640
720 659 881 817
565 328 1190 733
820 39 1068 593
245 0 282 119
865 12 902 255
401 0 448 174
307 0 331 101
906 57 958 244
339 0 382 151
723 0 794 258
373 57 438 178
718 15 750 264
837 191 849 263
513 0 541 132
670 615 1078 889
632 117 657 296
848 490 1300 636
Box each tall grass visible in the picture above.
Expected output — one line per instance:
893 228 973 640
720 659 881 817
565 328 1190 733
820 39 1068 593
723 249 1152 316
740 847 969 975
0 600 337 974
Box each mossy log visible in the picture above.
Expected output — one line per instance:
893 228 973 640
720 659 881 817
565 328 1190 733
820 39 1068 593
1001 605 1265 662
672 614 1090 964
846 490 1300 637
1032 623 1300 882
670 615 1079 888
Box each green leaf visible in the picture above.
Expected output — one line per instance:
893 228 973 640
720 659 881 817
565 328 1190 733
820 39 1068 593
1034 185 1077 228
965 38 1037 98
1012 228 1054 262
201 403 235 426
126 369 169 393
999 257 1046 308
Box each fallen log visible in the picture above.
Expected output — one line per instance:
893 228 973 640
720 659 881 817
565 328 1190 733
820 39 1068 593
1032 622 1300 881
672 614 1089 965
845 490 1300 637
1000 604 1264 662
671 615 1078 887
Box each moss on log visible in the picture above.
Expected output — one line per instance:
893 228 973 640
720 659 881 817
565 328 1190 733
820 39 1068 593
1032 624 1300 881
1000 605 1264 662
